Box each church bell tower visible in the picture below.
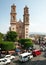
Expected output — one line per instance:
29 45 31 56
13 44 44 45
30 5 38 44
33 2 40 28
10 4 17 32
23 6 29 38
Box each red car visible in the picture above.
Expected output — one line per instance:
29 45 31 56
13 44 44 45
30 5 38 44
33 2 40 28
32 49 41 56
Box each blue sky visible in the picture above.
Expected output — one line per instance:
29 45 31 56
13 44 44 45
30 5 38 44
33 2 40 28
0 0 46 34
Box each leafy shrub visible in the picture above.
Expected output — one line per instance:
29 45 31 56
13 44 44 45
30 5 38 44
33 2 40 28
0 41 15 51
18 38 33 49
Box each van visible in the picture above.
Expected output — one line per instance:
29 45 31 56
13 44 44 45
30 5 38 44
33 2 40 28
18 52 33 62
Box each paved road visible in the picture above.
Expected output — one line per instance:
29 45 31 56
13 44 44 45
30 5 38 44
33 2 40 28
7 44 46 65
7 51 46 65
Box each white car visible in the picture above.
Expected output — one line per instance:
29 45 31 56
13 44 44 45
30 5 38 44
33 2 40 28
0 58 5 65
4 58 11 64
0 58 11 65
29 55 33 59
5 55 15 60
40 46 45 51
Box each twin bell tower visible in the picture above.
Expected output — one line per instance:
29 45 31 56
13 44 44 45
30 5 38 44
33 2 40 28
10 4 29 39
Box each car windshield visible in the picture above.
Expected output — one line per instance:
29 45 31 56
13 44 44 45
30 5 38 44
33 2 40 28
23 56 28 58
2 59 7 62
2 60 5 62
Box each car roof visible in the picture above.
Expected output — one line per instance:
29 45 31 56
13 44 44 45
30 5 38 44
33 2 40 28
5 55 11 56
19 52 31 57
0 58 6 60
33 49 40 52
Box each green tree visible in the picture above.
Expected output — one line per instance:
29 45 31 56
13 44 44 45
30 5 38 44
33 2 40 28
25 41 33 48
0 41 15 54
0 32 4 41
4 31 18 42
18 39 33 49
0 41 15 51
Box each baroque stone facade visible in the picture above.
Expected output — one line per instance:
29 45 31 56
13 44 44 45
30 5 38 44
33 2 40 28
10 4 29 39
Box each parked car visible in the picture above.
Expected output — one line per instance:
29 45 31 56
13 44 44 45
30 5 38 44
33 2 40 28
0 58 5 65
40 46 46 51
4 58 11 64
40 46 45 51
5 55 15 60
0 58 11 65
32 49 41 56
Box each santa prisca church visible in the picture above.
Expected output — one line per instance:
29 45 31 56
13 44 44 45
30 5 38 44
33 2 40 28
10 4 29 39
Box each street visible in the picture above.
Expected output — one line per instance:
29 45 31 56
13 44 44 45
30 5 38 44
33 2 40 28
7 52 46 65
7 44 46 65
